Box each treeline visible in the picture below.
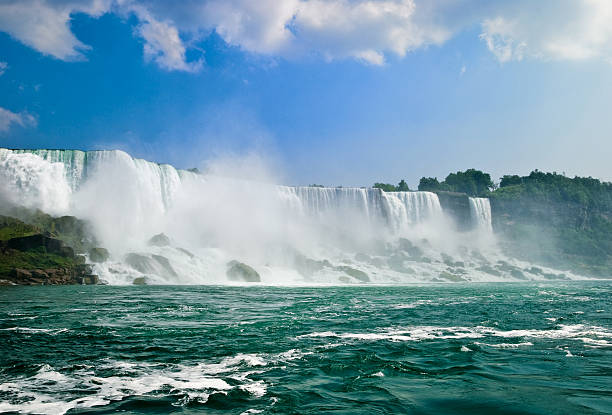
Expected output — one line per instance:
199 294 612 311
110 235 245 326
373 180 410 192
418 169 495 197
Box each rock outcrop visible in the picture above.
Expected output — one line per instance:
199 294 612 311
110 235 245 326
226 260 261 282
89 247 109 263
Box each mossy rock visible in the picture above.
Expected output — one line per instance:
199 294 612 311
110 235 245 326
226 260 261 282
89 247 109 263
133 277 147 285
336 266 369 282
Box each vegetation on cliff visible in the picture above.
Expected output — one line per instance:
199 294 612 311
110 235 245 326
0 212 99 284
373 180 410 192
413 168 611 277
418 169 495 197
489 171 612 276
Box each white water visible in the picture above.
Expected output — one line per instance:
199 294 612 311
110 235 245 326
469 197 493 233
0 149 577 284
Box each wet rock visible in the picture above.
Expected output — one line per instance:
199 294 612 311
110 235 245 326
76 274 99 285
398 238 423 258
89 247 109 263
125 253 177 277
132 277 147 285
478 265 502 276
336 266 369 282
294 254 329 277
438 271 465 282
151 254 178 277
226 260 261 282
125 253 156 274
148 233 170 247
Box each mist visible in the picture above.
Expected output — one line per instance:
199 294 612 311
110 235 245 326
0 148 580 285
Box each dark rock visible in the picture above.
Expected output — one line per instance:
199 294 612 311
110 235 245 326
435 191 472 231
7 234 70 257
11 268 32 279
133 277 147 285
31 269 49 279
76 274 99 285
89 247 109 263
226 260 261 282
148 233 170 247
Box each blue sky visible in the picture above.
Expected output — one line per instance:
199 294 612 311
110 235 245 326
1 0 611 187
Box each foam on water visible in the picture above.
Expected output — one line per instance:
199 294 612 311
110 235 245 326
298 324 612 345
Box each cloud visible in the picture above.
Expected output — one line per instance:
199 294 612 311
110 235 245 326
129 5 203 72
0 0 110 60
0 0 200 72
0 61 7 76
478 0 612 63
2 0 612 69
0 107 37 133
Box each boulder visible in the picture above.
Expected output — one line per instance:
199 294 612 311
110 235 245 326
132 277 147 285
151 254 178 277
148 233 170 247
76 274 99 285
89 247 110 263
336 266 369 282
125 253 177 277
125 253 157 274
226 260 261 282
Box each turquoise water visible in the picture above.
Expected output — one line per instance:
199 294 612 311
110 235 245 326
1 282 611 414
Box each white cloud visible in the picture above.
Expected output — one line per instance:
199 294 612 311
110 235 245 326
2 0 612 69
0 61 7 76
0 0 110 60
479 0 612 63
0 107 37 133
129 5 203 72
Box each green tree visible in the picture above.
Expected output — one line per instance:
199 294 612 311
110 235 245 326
444 169 494 196
373 183 397 192
397 179 410 191
418 177 441 192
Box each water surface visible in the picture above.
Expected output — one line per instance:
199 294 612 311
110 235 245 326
1 282 611 414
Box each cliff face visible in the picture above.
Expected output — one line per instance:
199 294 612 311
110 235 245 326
435 191 472 231
0 214 100 285
489 185 612 278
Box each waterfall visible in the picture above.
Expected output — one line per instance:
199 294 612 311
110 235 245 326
4 148 575 285
5 149 199 212
277 186 443 231
469 197 493 232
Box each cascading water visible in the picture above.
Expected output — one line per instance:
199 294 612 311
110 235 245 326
469 197 493 232
0 148 578 284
